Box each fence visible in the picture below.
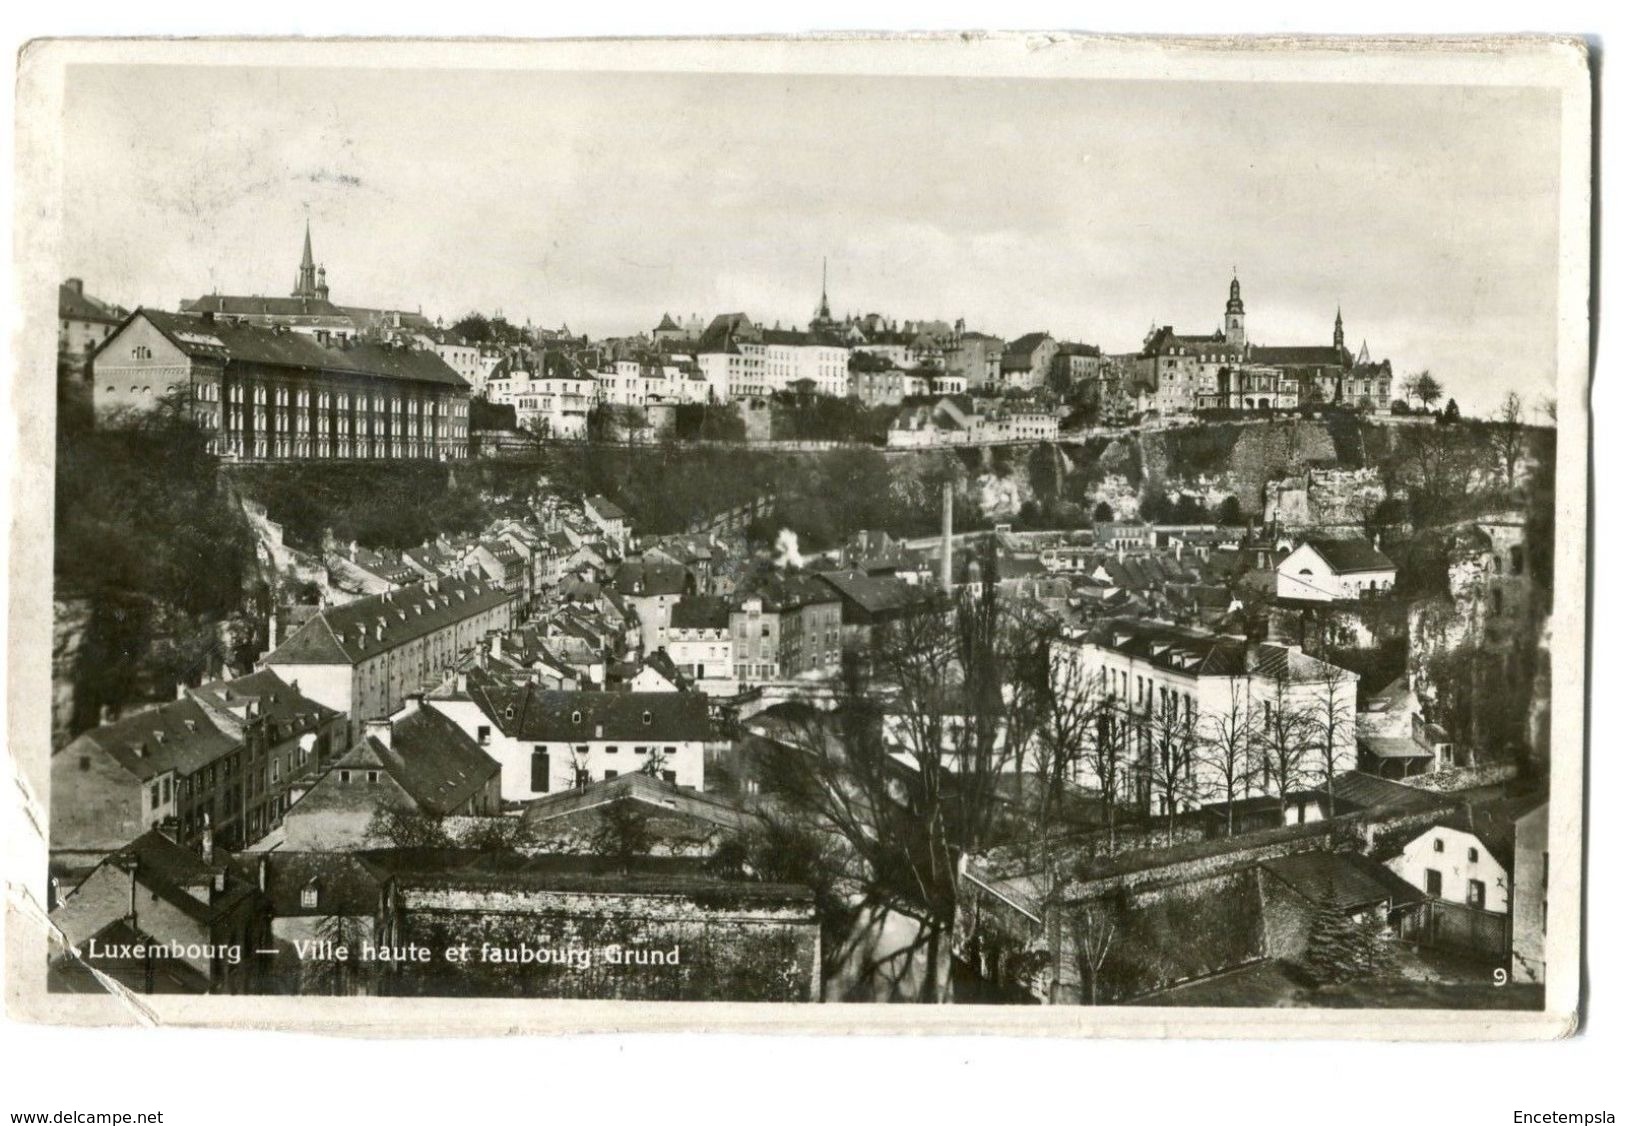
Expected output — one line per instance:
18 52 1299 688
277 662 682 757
1401 898 1510 961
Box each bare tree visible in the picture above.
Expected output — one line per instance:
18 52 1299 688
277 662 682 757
1064 895 1122 1005
1302 667 1357 817
1489 391 1526 489
1199 679 1258 837
754 545 1030 1001
1144 691 1202 845
1085 699 1132 853
1256 672 1315 823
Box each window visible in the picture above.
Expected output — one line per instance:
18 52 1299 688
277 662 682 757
530 749 551 792
662 770 677 784
1424 868 1443 897
604 770 618 780
300 881 319 910
477 724 491 745
367 770 380 784
1467 847 1479 864
1433 838 1445 853
338 770 349 784
1466 879 1487 910
149 782 161 808
78 756 90 772
605 744 619 754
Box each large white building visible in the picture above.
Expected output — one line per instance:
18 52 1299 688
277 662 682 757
487 367 598 439
695 313 849 399
1054 617 1359 817
426 670 712 800
1276 538 1398 602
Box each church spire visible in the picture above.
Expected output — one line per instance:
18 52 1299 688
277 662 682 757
812 257 833 326
1334 305 1345 350
293 219 321 299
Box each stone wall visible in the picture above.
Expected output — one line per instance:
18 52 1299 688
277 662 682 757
379 882 820 1001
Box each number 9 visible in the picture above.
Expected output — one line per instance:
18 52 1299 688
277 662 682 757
1493 968 1508 986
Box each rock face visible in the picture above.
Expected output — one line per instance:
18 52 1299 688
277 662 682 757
51 597 92 750
1143 420 1343 516
1264 467 1387 531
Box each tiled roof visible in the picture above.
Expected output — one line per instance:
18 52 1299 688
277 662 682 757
611 558 690 598
814 570 928 616
62 697 238 783
585 494 627 522
368 707 499 816
259 852 385 918
180 294 350 320
60 283 125 324
125 309 471 389
735 571 840 613
1260 850 1425 911
190 669 339 731
1323 770 1444 813
1004 332 1053 358
463 669 713 743
670 595 732 630
265 573 512 667
92 830 257 925
1301 536 1396 574
1249 345 1350 367
520 772 751 833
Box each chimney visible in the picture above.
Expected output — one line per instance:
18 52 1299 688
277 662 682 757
200 816 214 864
401 694 422 715
940 482 954 589
365 717 392 748
65 277 84 295
257 856 269 892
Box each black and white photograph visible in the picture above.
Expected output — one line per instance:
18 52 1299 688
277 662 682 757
6 33 1590 1040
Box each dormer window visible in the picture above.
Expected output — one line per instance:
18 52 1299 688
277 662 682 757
301 880 319 909
571 710 582 725
642 710 653 725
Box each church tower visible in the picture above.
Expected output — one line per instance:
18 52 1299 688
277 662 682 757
1224 272 1246 347
1333 306 1346 352
292 220 321 299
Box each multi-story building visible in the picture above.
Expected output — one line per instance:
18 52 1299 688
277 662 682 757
263 573 518 740
944 329 1004 390
666 595 737 695
999 332 1059 392
730 574 842 684
92 309 471 459
51 671 341 865
1054 617 1359 817
426 669 712 799
489 358 597 439
58 278 126 370
1276 537 1398 602
610 557 693 653
848 365 932 407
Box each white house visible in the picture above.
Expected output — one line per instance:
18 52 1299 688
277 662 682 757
426 670 711 800
1387 820 1510 914
667 596 737 696
1276 537 1397 602
1054 617 1359 818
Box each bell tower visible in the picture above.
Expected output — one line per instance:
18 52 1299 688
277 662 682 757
1224 271 1246 347
1334 306 1346 352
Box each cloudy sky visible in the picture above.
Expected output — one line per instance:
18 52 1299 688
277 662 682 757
62 64 1562 415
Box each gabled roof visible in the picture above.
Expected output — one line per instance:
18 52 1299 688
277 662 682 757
122 309 470 389
265 574 512 667
61 697 238 782
585 494 627 523
521 772 752 834
1299 536 1396 574
611 558 690 598
259 852 385 918
1323 770 1444 814
373 707 499 815
90 830 258 925
190 668 339 733
1004 332 1054 359
462 669 713 743
814 570 930 616
60 282 126 325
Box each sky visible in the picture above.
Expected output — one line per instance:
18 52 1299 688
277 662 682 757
61 64 1563 416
